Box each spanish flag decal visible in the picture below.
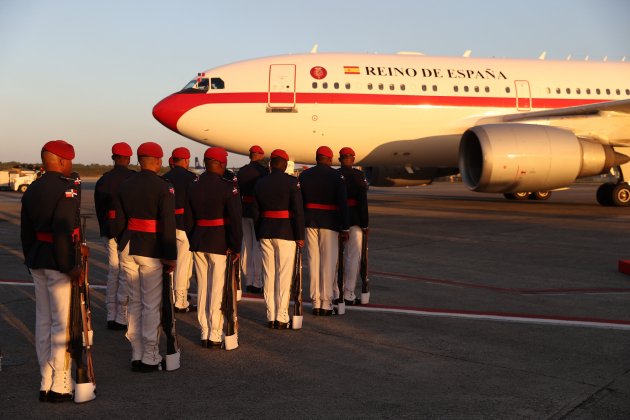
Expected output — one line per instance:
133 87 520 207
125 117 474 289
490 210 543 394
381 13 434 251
343 66 360 75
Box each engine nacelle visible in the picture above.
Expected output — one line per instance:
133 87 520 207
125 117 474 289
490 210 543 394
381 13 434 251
458 124 623 193
365 166 459 187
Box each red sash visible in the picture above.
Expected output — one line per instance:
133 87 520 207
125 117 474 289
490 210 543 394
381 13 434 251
305 203 338 211
128 218 159 233
262 210 292 219
196 218 229 227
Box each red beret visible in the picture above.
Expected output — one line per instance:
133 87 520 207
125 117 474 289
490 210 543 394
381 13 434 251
270 149 289 161
171 147 190 159
137 142 163 158
168 157 174 165
204 147 227 164
112 142 133 157
249 145 264 154
339 147 355 157
42 140 75 160
316 145 333 159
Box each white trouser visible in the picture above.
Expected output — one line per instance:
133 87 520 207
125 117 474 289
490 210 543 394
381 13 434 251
306 228 338 311
120 244 163 365
342 226 363 301
174 229 194 308
31 268 72 390
240 218 262 288
103 236 128 324
193 252 226 342
261 238 296 323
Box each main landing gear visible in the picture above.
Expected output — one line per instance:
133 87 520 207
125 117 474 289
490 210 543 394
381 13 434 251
596 182 630 206
503 191 552 201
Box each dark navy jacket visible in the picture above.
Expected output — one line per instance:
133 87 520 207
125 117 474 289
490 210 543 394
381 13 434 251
112 170 177 260
163 165 197 231
184 172 243 255
339 166 369 228
94 165 136 238
237 161 268 218
298 163 349 232
21 171 81 273
252 168 305 241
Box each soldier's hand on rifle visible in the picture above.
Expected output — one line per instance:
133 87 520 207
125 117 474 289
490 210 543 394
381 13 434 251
340 230 349 243
296 240 304 248
69 266 83 285
161 260 177 273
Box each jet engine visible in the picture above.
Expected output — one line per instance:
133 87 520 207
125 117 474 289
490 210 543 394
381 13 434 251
458 124 628 193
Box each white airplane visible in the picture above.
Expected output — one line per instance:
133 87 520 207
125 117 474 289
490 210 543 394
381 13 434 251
152 52 630 206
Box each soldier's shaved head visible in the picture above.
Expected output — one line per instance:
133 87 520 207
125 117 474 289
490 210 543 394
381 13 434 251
139 156 162 173
41 150 72 176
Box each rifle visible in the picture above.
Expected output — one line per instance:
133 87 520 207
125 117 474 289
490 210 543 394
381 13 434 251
72 213 96 403
161 268 180 370
360 229 370 304
291 246 303 329
336 235 345 315
223 251 239 350
235 263 242 302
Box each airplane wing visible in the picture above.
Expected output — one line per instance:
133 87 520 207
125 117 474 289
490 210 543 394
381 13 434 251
474 98 630 146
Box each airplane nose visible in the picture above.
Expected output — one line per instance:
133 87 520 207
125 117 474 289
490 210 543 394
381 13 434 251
152 93 190 134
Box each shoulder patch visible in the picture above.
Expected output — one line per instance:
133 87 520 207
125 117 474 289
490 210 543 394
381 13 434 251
65 188 78 198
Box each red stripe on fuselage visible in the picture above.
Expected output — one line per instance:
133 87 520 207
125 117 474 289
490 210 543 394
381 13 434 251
153 91 611 133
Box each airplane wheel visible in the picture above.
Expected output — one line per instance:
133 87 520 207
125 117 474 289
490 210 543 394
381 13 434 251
531 191 552 200
504 192 529 200
596 183 614 206
611 183 630 207
18 184 28 193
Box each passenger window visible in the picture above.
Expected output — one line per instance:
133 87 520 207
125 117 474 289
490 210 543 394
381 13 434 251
210 78 225 89
474 86 479 93
566 88 571 94
421 85 427 92
389 84 395 91
400 84 406 91
345 83 351 89
606 88 611 95
586 88 591 94
505 87 511 93
616 89 621 95
484 86 490 93
453 86 459 92
464 86 469 92
576 88 581 95
312 82 318 89
596 88 601 94
367 83 373 90
322 82 328 89
334 82 339 89
432 85 437 92
556 87 561 94
378 83 384 90
626 89 630 95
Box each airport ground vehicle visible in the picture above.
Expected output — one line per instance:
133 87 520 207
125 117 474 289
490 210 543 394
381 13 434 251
0 167 40 193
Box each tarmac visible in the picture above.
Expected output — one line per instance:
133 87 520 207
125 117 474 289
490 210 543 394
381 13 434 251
1 180 629 419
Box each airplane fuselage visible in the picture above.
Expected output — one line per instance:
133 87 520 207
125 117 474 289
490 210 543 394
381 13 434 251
153 53 630 169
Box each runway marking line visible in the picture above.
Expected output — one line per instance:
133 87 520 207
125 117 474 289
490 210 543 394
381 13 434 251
372 270 630 295
2 279 629 331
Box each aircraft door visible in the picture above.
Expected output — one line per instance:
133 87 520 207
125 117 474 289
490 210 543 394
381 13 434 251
515 80 532 111
268 64 296 110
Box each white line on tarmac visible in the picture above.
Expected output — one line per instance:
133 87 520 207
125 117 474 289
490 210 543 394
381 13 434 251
3 280 629 331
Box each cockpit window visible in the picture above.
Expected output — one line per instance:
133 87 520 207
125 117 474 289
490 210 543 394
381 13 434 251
180 77 225 93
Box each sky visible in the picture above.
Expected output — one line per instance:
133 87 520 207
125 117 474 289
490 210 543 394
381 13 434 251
0 0 628 166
